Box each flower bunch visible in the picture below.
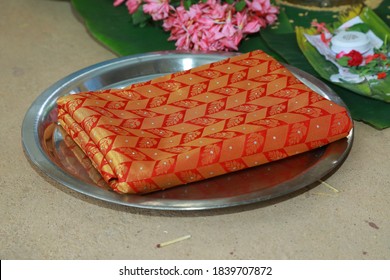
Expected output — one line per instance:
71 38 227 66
335 41 390 80
337 47 390 80
114 0 279 51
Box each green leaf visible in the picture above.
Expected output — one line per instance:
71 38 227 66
235 0 246 12
239 33 286 62
358 6 390 37
337 56 350 67
330 83 390 130
346 23 370 33
183 0 192 10
131 7 151 27
71 0 175 55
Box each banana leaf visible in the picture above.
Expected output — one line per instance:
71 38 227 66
259 3 390 129
296 7 390 103
71 0 175 55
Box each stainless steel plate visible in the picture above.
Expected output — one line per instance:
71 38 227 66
22 51 353 210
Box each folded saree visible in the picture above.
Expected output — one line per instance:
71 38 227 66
57 50 353 194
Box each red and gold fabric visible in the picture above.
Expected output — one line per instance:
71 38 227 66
57 50 353 194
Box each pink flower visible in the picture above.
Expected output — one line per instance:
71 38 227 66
311 19 331 45
336 51 346 59
114 0 142 14
311 20 330 34
143 0 173 21
238 12 261 33
114 0 279 51
113 0 126 6
126 0 142 14
163 0 279 51
246 0 279 25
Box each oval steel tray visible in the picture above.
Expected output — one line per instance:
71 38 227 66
22 52 353 210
